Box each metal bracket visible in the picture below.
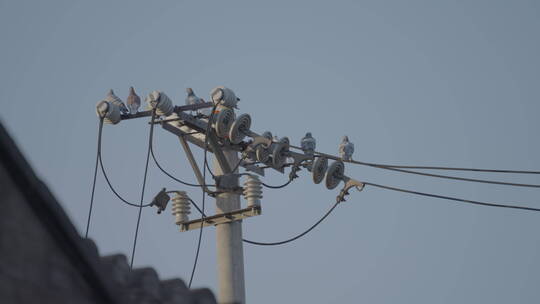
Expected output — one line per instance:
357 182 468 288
287 150 313 167
243 163 265 176
178 136 213 194
120 110 153 120
214 173 242 191
179 205 262 232
246 131 272 148
337 177 365 203
174 102 213 113
206 130 232 174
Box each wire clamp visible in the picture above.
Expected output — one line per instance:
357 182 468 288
337 178 365 203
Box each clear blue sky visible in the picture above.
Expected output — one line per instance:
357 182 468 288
1 1 540 303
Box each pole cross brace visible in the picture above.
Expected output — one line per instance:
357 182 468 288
178 205 262 232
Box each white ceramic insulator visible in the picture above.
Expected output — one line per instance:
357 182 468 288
171 191 191 225
96 100 121 125
210 86 239 108
243 175 263 207
146 90 174 116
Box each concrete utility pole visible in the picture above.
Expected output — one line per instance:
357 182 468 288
214 150 246 303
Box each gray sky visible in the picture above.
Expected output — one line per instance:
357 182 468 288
1 0 540 303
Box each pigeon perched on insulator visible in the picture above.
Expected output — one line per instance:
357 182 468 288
339 136 354 161
105 89 129 114
185 88 210 116
301 132 316 156
126 86 141 114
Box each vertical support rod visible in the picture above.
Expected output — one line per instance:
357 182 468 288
214 150 246 304
178 136 210 192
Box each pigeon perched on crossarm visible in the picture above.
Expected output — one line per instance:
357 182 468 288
126 86 141 114
339 136 354 161
105 89 129 114
301 132 316 156
185 88 210 116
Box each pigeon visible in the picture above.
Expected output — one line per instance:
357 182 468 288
339 136 354 161
185 88 210 116
301 132 316 156
126 86 141 114
105 89 129 114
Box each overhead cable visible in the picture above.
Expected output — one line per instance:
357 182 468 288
130 110 156 268
364 182 540 212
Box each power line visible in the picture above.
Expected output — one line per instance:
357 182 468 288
129 111 156 269
188 187 205 288
364 181 540 212
243 200 340 246
188 198 206 217
359 163 540 188
203 106 218 179
84 118 103 238
289 145 540 175
230 155 245 173
356 162 540 174
98 140 153 208
261 178 293 189
188 104 218 288
300 149 540 188
150 132 207 188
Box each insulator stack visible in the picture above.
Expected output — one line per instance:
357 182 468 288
171 191 191 225
243 175 263 207
229 113 252 144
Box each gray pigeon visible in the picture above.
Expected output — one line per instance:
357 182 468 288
105 89 129 114
301 132 316 156
126 86 141 114
339 136 354 161
186 88 210 116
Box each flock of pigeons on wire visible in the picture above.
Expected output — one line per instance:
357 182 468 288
101 87 356 161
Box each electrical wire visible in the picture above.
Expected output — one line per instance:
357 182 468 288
98 140 153 208
188 188 205 288
130 110 156 269
357 162 540 174
358 163 540 188
203 106 219 179
289 144 540 175
364 182 540 212
150 133 206 188
188 198 206 217
243 200 340 246
305 150 540 188
230 155 245 173
84 118 103 238
96 119 153 208
262 178 293 189
188 103 218 288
